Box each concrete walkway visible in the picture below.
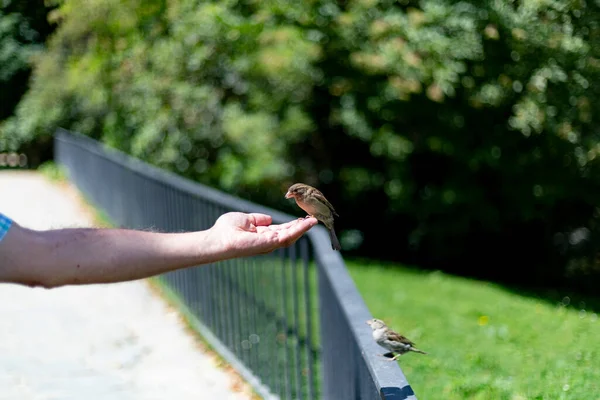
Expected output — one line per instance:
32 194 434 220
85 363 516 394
0 171 252 400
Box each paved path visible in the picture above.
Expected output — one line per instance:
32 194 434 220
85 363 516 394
0 171 251 400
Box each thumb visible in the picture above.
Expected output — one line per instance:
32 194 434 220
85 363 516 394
248 213 273 227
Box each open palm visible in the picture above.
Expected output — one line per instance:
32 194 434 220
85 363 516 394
210 212 317 258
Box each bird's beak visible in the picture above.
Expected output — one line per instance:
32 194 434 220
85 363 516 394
366 320 372 325
285 191 293 199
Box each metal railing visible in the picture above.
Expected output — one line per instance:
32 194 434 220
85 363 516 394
55 128 417 400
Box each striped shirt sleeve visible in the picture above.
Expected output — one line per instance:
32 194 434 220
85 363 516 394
0 212 13 242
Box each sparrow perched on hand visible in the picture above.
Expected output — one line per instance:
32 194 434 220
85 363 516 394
366 318 427 360
285 183 341 251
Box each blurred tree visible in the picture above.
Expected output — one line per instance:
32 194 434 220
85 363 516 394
3 0 600 292
0 0 56 163
327 0 600 291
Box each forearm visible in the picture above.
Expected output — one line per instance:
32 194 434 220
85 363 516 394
0 211 315 289
0 224 224 288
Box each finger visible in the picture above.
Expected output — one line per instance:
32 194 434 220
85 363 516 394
248 213 273 227
298 217 318 228
267 219 305 231
276 217 318 244
256 220 303 234
286 217 318 230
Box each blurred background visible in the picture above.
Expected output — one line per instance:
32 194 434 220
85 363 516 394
1 0 599 398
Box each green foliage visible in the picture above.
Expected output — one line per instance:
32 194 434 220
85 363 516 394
0 13 37 82
348 260 600 400
1 0 319 194
37 160 67 182
323 0 600 289
0 0 55 122
4 0 600 289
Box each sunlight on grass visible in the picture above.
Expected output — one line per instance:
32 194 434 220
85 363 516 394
346 260 599 400
38 160 68 182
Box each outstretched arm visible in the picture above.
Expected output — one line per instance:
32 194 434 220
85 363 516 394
0 212 317 289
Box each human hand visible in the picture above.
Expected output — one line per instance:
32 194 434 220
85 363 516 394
209 212 318 259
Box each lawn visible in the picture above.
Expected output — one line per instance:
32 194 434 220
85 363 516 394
346 260 599 400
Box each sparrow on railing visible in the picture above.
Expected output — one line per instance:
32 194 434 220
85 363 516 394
367 318 427 360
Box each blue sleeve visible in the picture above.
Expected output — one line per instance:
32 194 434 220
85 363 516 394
0 212 13 242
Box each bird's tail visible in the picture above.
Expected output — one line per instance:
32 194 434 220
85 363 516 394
329 228 342 251
411 347 427 355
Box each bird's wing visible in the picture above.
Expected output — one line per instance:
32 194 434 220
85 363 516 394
313 189 339 216
387 330 416 346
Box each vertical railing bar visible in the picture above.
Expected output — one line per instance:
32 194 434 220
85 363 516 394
301 238 316 400
171 188 187 301
187 193 201 317
290 243 303 400
200 199 213 326
238 257 249 366
228 258 239 359
316 260 333 399
208 203 219 335
280 247 293 400
183 193 197 309
213 204 224 342
268 253 280 396
276 248 285 398
220 255 230 349
247 256 260 379
220 206 231 351
170 189 182 300
196 198 205 320
227 258 236 352
253 255 269 386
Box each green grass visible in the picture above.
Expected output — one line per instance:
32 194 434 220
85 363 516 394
346 260 600 400
37 160 68 182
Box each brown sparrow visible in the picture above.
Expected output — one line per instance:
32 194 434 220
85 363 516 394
285 183 341 251
366 318 427 360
